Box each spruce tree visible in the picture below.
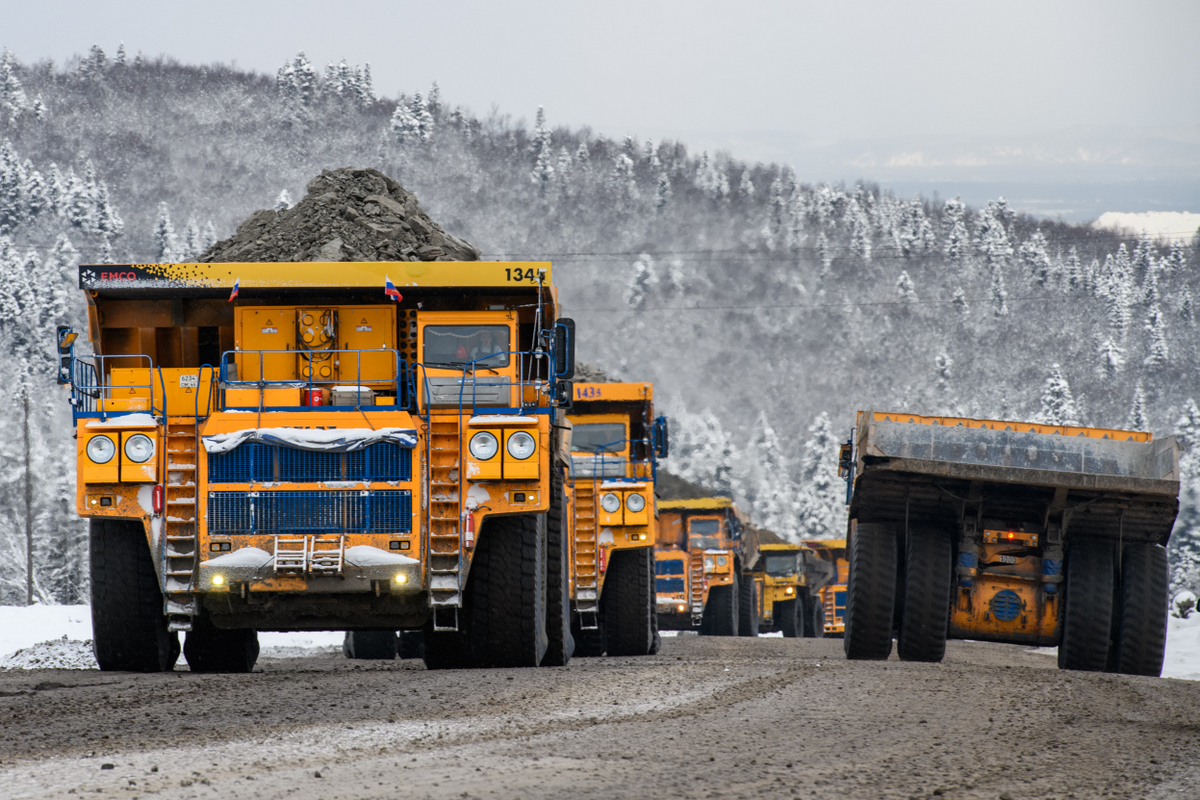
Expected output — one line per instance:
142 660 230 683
896 270 917 302
952 287 969 317
153 202 178 262
1097 338 1124 378
1144 304 1169 370
1036 364 1078 425
1127 382 1149 431
794 413 845 541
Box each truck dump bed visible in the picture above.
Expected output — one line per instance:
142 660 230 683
850 411 1180 545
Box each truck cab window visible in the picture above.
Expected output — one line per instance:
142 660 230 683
423 325 509 369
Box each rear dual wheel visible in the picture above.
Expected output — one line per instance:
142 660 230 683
843 523 897 660
343 631 398 660
897 526 953 663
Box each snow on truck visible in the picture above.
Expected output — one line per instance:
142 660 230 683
654 497 761 635
60 260 577 672
565 381 669 656
840 410 1180 675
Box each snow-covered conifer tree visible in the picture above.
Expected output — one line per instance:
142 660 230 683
1127 381 1149 431
990 267 1008 316
738 170 755 201
1180 289 1195 328
609 154 639 208
153 202 179 262
1036 364 1078 426
896 270 917 303
794 413 845 541
952 287 969 317
200 221 218 254
389 100 419 145
942 196 969 262
93 180 122 237
935 352 953 393
625 254 655 310
182 219 202 260
1144 304 1169 370
653 171 671 213
0 50 29 122
1019 230 1052 286
1097 337 1124 378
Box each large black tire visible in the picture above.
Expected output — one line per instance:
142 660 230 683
1113 543 1169 676
398 630 423 659
542 468 574 666
90 519 179 672
779 598 801 638
897 526 953 662
843 523 897 661
738 574 760 637
603 548 656 656
571 616 605 657
342 630 398 660
468 514 548 668
701 578 739 636
1058 539 1115 672
648 553 662 655
421 622 474 670
804 593 827 638
183 616 259 673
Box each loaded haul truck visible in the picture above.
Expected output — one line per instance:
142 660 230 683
840 411 1179 675
565 381 669 656
654 497 760 635
746 543 834 637
61 260 576 672
802 539 847 636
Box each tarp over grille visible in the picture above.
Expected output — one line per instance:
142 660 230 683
203 427 417 454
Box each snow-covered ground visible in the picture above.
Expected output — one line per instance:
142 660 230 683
1093 211 1200 242
2 603 1197 676
0 604 343 669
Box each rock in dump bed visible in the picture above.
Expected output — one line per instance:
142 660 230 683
199 167 481 263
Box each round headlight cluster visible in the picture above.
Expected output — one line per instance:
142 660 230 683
469 431 499 460
86 435 116 464
625 493 645 512
124 434 155 463
704 556 715 570
507 431 536 460
600 492 621 513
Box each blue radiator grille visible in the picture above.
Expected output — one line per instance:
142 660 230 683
656 559 685 576
656 578 686 593
208 443 412 483
207 490 412 535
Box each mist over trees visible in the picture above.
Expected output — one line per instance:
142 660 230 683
1 47 1199 602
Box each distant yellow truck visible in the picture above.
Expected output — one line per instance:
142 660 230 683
802 539 847 636
744 542 835 637
565 381 669 656
841 411 1179 675
654 497 759 634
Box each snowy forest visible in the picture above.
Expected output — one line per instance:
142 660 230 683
2 46 1200 605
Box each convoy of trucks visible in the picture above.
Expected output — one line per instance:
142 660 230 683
59 259 1179 679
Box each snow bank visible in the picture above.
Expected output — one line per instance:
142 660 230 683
0 603 92 657
1 638 98 670
1093 211 1200 243
203 426 416 453
1162 613 1200 681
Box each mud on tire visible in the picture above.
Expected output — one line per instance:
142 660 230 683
1112 543 1168 677
843 523 897 661
1058 539 1115 672
897 525 953 663
90 519 179 673
468 514 548 668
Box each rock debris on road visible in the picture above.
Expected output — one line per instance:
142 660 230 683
2 637 1199 800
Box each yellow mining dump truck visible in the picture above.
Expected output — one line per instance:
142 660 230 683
841 410 1180 675
60 260 577 672
746 543 835 637
565 382 669 656
654 498 760 635
802 539 847 636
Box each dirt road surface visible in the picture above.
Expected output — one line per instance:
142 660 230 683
2 635 1198 800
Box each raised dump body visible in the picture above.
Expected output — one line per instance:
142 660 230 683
842 410 1180 675
565 382 669 656
654 498 759 635
62 260 576 672
802 539 847 636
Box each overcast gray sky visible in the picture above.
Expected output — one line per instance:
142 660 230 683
9 0 1199 144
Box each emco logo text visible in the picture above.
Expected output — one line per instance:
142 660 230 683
100 272 137 280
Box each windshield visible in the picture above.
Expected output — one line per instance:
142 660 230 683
764 554 799 576
423 325 510 369
689 518 721 549
572 423 627 454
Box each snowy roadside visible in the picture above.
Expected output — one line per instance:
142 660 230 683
3 603 1197 677
0 604 343 669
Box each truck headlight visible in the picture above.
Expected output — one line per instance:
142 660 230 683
506 431 536 460
704 556 715 570
86 435 116 464
469 431 499 460
625 493 645 512
600 492 621 513
124 434 155 463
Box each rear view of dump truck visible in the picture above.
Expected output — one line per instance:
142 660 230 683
565 382 669 656
61 260 576 673
841 411 1180 675
802 539 847 635
655 498 760 635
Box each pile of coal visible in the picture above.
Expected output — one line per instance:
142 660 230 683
199 167 481 263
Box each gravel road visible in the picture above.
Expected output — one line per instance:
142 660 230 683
2 635 1198 800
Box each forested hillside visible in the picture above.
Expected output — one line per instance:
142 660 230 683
1 46 1199 604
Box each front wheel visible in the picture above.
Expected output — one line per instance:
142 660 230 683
804 593 827 638
701 578 739 636
468 514 548 668
738 575 760 637
603 548 656 656
183 616 259 673
779 598 801 638
90 519 179 672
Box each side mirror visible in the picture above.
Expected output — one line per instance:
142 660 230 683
837 440 853 478
56 326 77 385
557 380 573 410
553 318 575 379
653 415 670 458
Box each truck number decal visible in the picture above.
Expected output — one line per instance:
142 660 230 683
505 268 539 283
998 555 1017 565
575 386 602 399
179 375 199 389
